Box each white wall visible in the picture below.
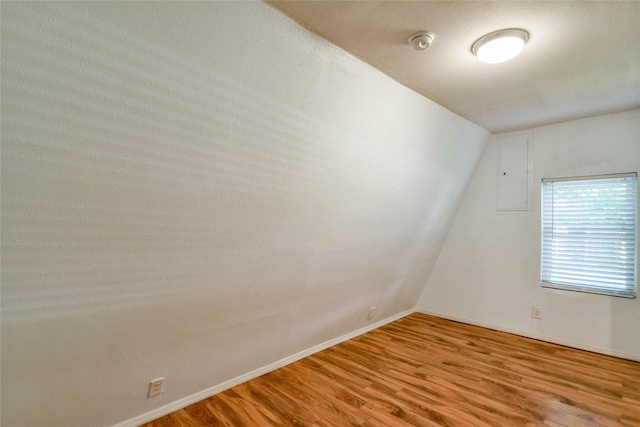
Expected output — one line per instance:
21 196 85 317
0 2 489 426
419 110 640 360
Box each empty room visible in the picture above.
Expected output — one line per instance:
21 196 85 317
1 1 639 426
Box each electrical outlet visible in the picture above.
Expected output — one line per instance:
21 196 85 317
368 307 376 320
532 306 542 319
148 377 164 398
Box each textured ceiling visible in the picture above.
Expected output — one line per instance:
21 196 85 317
266 1 640 133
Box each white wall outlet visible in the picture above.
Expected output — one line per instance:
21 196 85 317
368 307 376 320
148 377 164 398
532 306 542 319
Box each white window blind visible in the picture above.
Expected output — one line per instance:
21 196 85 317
541 173 637 298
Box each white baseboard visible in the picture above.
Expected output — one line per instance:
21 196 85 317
415 308 640 362
113 309 414 427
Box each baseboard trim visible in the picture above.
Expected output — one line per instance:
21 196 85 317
113 308 414 427
415 308 640 362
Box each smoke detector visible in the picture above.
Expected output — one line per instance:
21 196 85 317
408 31 435 51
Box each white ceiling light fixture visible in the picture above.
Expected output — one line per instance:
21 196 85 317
472 29 529 64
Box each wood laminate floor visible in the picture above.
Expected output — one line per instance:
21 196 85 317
141 313 640 426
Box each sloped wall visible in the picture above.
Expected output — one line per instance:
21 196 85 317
1 2 489 426
419 110 640 360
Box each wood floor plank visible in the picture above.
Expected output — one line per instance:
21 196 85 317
140 313 640 426
216 389 280 426
231 382 289 426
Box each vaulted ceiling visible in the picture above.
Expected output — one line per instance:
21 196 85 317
266 1 640 133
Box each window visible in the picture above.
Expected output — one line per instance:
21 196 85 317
541 173 637 298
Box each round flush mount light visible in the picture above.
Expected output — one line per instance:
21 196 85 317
472 29 529 64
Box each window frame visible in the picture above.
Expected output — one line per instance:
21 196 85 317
540 172 638 299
